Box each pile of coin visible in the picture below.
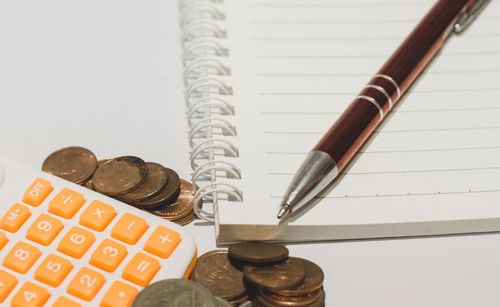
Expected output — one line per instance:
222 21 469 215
42 146 196 225
189 242 325 306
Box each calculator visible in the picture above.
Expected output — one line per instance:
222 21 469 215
0 156 197 307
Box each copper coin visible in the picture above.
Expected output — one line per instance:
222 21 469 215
243 258 305 291
92 156 147 196
42 146 97 184
147 179 194 219
254 288 325 307
228 242 289 264
271 258 324 297
84 159 111 190
133 168 180 208
117 162 169 203
191 250 247 301
259 288 322 306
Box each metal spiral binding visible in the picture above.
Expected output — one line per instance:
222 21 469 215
181 0 242 222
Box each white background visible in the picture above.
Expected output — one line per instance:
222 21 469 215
1 1 500 306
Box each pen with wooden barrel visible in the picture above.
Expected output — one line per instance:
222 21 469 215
277 0 491 220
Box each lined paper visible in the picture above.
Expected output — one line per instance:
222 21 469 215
215 0 500 242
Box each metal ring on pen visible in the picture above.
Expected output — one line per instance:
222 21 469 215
356 95 384 120
374 74 400 100
364 84 393 110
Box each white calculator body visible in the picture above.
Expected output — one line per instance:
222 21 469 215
0 156 197 306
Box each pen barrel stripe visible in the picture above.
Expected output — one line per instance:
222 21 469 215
355 95 384 120
364 84 393 110
373 74 401 100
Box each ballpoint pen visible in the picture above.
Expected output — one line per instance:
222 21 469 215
277 0 491 220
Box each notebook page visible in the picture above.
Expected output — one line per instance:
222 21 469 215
216 0 500 241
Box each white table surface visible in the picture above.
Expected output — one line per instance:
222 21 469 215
1 1 500 306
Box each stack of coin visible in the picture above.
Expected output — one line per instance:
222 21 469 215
189 242 325 306
42 146 197 225
132 279 232 307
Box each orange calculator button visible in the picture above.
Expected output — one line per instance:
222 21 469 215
35 254 73 287
57 226 95 259
144 226 182 259
48 188 86 219
3 241 41 274
0 232 7 251
111 213 148 245
11 281 50 307
52 296 82 307
122 252 160 287
0 269 18 303
89 239 128 272
67 267 105 301
23 178 53 207
26 213 64 246
101 280 138 307
79 200 116 232
0 203 30 233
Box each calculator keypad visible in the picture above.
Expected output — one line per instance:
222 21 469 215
0 173 196 306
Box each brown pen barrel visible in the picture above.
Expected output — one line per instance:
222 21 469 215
313 0 471 172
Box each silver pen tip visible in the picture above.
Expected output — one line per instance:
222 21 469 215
277 206 291 219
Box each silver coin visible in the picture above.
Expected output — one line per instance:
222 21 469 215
132 279 218 307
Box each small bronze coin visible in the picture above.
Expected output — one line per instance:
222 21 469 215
42 146 97 184
147 179 194 219
117 162 169 203
132 279 217 307
191 250 247 302
272 258 324 297
259 287 322 306
243 258 305 291
228 242 289 264
133 168 180 208
92 156 147 196
254 288 325 307
84 159 111 190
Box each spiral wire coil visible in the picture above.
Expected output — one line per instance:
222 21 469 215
181 0 242 222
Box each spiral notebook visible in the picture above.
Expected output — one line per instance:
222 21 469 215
182 0 500 243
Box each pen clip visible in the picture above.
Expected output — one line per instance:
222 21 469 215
453 0 491 33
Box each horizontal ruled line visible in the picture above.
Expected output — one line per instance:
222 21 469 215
261 106 500 115
252 33 500 42
254 51 500 60
267 166 500 176
256 68 500 77
258 87 500 96
263 126 500 135
249 2 433 8
269 188 500 200
265 146 500 155
250 16 500 25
